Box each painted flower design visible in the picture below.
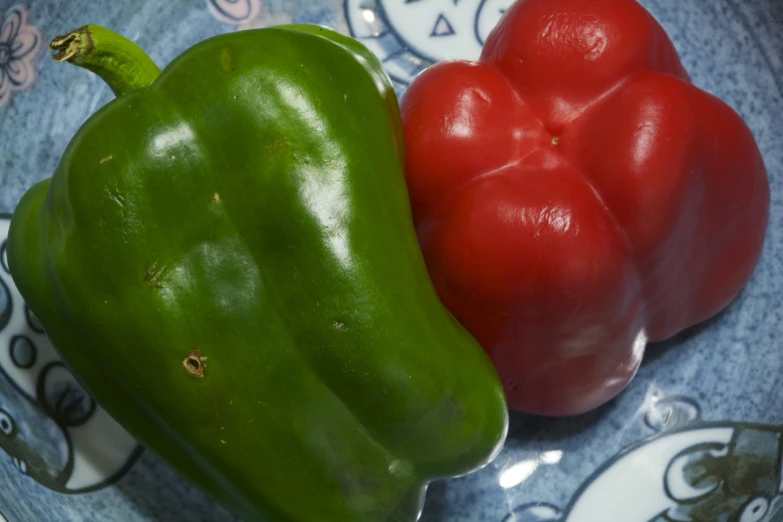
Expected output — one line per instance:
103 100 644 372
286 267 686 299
0 6 41 107
208 0 291 31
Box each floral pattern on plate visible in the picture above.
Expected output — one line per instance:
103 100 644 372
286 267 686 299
207 0 291 30
0 5 41 107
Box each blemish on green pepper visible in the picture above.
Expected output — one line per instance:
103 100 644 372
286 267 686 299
220 47 233 72
183 350 206 379
142 262 164 288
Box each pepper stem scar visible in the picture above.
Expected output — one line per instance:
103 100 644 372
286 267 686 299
49 25 161 96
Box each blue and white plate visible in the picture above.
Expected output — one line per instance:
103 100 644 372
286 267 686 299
0 0 781 520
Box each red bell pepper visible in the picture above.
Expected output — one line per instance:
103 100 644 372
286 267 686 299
400 0 770 416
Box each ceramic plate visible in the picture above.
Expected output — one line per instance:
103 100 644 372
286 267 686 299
0 0 781 520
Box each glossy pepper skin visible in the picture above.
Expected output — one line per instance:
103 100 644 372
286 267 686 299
400 0 770 416
7 25 508 521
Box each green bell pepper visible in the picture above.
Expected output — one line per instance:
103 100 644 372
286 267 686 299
7 23 508 521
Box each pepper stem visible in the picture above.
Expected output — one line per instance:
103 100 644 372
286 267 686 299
49 25 161 97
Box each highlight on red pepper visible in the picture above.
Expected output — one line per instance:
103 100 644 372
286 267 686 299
400 0 770 417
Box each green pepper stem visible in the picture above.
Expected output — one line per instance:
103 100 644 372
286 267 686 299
49 25 161 97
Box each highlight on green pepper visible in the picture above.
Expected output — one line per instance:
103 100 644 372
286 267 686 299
6 23 508 522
